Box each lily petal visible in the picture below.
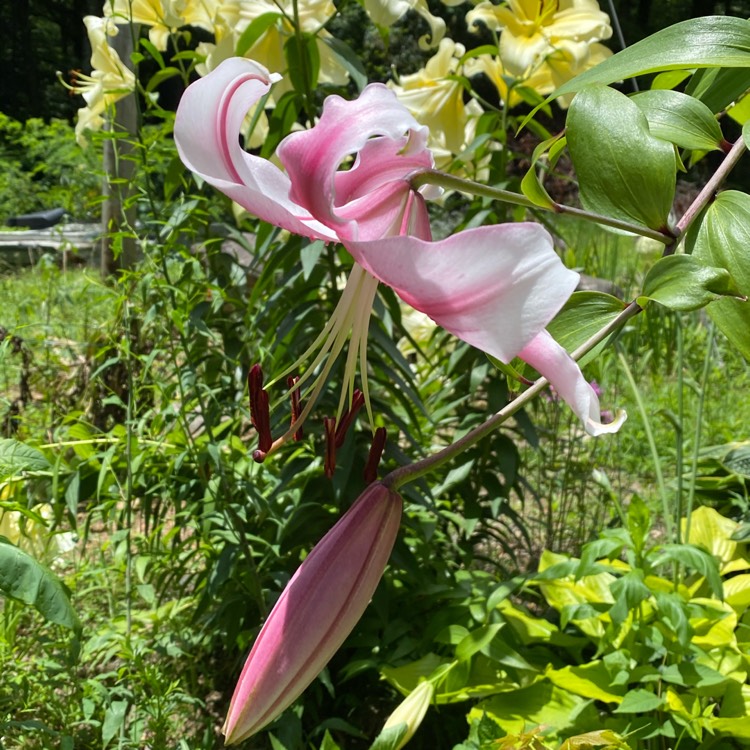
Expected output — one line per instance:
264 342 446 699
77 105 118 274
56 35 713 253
174 57 336 241
346 223 577 363
223 482 402 744
278 84 432 241
518 329 626 436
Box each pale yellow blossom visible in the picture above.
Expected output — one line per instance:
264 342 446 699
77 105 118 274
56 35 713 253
390 39 480 155
72 16 136 144
104 0 222 50
196 0 347 98
364 0 446 48
467 0 612 105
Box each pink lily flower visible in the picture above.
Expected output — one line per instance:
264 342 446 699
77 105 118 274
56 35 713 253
174 57 621 439
222 482 403 743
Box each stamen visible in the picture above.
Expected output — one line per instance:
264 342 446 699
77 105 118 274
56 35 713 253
334 389 365 448
324 417 337 479
364 427 387 485
249 364 273 454
287 376 304 440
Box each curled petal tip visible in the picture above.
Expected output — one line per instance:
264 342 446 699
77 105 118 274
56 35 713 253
223 483 402 743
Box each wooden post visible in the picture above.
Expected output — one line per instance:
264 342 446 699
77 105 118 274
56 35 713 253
101 23 140 276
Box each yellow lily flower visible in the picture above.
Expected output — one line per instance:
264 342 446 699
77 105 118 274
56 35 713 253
389 39 482 156
71 16 136 144
105 0 222 50
467 0 612 105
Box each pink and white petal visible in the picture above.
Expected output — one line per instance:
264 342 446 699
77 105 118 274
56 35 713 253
519 329 626 436
174 57 335 241
346 223 577 363
278 84 431 237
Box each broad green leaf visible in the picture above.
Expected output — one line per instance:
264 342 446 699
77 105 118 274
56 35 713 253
551 17 750 101
102 699 128 749
235 12 282 57
685 66 750 115
369 725 407 750
650 544 723 598
284 33 320 98
609 570 651 626
712 684 750 738
469 680 598 736
684 506 744 574
614 689 664 714
547 292 627 366
320 36 367 92
744 119 750 149
0 439 51 480
690 190 750 360
725 574 750 613
630 90 724 151
0 537 80 632
455 623 504 662
546 661 625 703
559 731 630 750
519 133 565 208
639 254 740 311
567 86 675 231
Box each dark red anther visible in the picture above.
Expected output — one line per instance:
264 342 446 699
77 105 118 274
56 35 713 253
252 449 267 464
364 427 387 485
334 389 365 448
249 364 272 454
287 376 304 441
324 417 337 479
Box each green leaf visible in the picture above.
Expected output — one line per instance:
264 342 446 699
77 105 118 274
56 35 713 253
690 190 750 360
614 688 664 714
102 700 128 748
144 66 181 94
0 538 80 632
547 661 625 704
685 66 750 115
567 86 675 231
650 543 723 598
284 33 320 99
609 570 651 626
235 12 282 57
639 254 741 311
630 90 724 151
550 16 750 101
520 133 566 208
547 292 626 366
320 36 367 92
0 439 51 480
455 623 503 662
369 725 407 750
470 680 598 735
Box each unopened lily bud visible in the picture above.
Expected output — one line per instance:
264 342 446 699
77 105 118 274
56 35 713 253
382 681 435 750
248 364 272 453
223 482 403 744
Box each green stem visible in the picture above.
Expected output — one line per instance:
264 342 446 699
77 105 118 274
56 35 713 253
617 349 673 542
675 316 684 543
670 135 747 247
684 324 715 542
410 170 675 244
383 300 642 491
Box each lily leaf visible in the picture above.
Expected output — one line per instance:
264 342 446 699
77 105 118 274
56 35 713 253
567 86 675 231
690 190 750 360
0 537 80 633
550 16 750 101
0 439 51 481
638 254 741 311
630 90 724 152
547 291 627 366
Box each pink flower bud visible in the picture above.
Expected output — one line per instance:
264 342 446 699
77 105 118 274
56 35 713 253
223 482 403 744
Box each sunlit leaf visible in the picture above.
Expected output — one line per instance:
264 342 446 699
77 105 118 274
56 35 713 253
567 86 675 231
